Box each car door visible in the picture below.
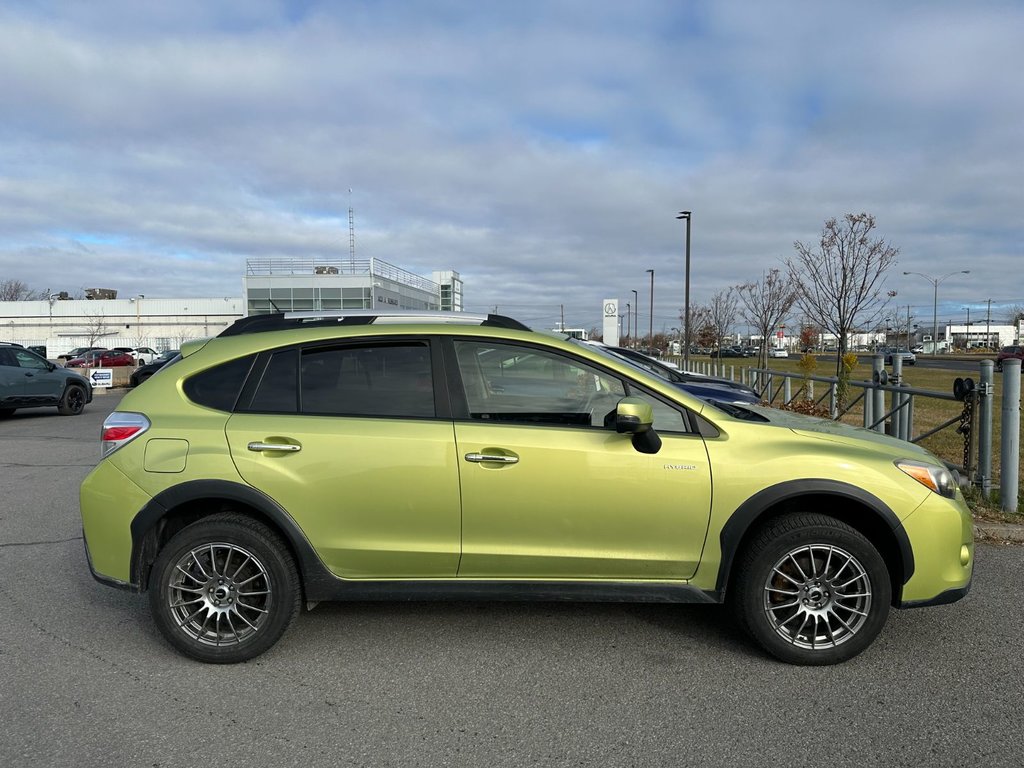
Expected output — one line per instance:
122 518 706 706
224 339 462 579
450 339 713 581
13 348 63 404
0 348 25 405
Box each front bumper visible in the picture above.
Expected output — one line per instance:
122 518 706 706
901 576 972 609
896 491 974 607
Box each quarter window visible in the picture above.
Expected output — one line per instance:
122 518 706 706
183 355 257 412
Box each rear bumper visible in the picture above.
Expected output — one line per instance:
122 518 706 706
83 532 138 592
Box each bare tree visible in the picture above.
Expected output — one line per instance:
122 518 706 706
687 303 715 349
1006 304 1024 324
788 213 899 373
737 270 800 372
679 303 713 352
705 288 740 373
83 312 110 346
0 279 38 301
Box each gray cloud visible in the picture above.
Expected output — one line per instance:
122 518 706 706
0 0 1020 331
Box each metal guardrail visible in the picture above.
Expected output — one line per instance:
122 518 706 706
683 355 1020 513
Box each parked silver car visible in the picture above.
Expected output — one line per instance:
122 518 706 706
884 347 917 365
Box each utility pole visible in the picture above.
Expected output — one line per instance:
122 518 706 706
625 302 631 342
987 298 992 348
646 269 655 352
631 290 639 349
560 304 565 332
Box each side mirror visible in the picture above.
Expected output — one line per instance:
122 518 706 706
614 397 662 455
614 397 654 434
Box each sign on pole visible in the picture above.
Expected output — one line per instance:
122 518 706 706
89 369 113 389
602 299 619 346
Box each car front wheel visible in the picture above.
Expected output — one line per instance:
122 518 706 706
148 514 301 663
731 513 891 665
57 384 87 415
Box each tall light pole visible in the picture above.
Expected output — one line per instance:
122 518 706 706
676 210 692 369
625 302 631 342
903 270 970 354
631 289 639 349
646 269 655 352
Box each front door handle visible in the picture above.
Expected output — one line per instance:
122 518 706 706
464 452 519 464
248 441 301 453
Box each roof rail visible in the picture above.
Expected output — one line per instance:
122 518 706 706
218 310 531 337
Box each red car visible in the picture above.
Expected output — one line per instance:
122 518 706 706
996 345 1023 372
64 349 135 368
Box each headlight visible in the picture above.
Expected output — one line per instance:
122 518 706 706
895 460 958 499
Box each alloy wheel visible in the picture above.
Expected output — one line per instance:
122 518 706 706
164 542 273 647
762 543 871 650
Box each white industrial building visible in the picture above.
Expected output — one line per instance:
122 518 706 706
1 258 464 358
0 296 245 358
243 257 463 315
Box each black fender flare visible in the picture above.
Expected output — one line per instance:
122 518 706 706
129 479 337 597
715 479 915 596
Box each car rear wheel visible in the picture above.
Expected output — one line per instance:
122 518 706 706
149 514 301 663
57 384 87 415
731 513 891 665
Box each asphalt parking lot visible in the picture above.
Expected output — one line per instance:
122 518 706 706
2 391 1023 767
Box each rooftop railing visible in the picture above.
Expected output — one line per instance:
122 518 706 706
245 257 439 294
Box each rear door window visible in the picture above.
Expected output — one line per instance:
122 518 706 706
299 342 435 418
242 340 437 418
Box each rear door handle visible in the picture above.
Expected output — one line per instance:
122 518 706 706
464 452 519 464
248 441 301 453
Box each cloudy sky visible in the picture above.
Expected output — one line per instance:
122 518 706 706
1 0 1021 332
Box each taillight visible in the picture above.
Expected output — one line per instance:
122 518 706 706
101 412 151 457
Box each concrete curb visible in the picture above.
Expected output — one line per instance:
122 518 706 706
974 522 1024 544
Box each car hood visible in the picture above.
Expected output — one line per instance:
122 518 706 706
715 404 935 459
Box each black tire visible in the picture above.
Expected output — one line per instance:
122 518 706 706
57 384 87 415
0 408 15 418
730 513 891 665
148 513 301 663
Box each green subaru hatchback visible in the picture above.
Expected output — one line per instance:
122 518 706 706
80 312 973 665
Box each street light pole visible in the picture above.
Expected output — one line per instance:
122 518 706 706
631 289 638 349
646 269 655 352
676 211 692 369
903 270 970 354
625 302 631 342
